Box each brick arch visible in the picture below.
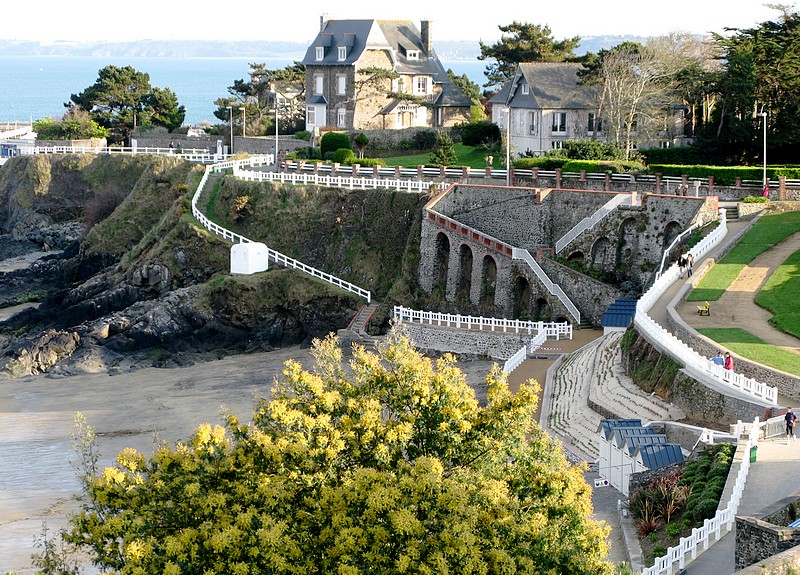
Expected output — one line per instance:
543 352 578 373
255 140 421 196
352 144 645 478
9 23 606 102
567 251 585 266
480 254 498 307
433 232 450 297
617 217 639 269
591 237 613 271
533 297 551 321
512 275 532 320
457 243 474 301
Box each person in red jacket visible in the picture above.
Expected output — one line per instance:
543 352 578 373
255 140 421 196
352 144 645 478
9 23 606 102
724 352 734 371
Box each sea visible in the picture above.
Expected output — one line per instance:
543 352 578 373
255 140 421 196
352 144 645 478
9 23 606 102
0 56 487 126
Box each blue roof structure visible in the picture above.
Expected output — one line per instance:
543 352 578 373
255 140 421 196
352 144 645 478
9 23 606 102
602 299 638 328
636 443 685 469
598 419 642 440
613 428 657 451
621 433 667 456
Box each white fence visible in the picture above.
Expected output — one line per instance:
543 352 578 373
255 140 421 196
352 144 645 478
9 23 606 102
512 248 581 324
642 418 760 575
503 331 549 375
392 306 573 339
234 165 435 193
633 210 778 405
190 157 372 303
555 193 635 253
18 144 224 163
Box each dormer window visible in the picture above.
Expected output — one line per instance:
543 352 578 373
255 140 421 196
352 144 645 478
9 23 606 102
315 46 324 61
407 50 419 60
521 84 529 95
338 46 347 61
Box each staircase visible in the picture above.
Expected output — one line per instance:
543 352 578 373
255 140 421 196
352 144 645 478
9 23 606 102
720 202 739 221
339 303 380 341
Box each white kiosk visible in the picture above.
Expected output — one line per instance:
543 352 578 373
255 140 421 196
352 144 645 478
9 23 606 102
230 242 269 275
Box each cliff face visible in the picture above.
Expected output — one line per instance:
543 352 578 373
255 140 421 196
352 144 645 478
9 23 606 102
0 155 424 377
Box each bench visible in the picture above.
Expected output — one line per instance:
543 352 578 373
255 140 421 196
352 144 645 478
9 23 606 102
697 301 711 316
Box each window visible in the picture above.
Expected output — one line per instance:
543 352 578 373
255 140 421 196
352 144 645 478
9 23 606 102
407 50 419 60
551 141 564 150
314 74 323 95
315 47 324 61
337 108 346 128
521 84 529 95
306 106 316 126
337 75 346 95
397 78 406 93
551 112 567 133
415 76 428 94
588 113 602 133
528 111 538 135
338 46 347 61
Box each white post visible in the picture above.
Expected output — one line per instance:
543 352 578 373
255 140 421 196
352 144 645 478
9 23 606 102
240 107 246 137
505 106 511 187
759 112 768 190
227 106 233 155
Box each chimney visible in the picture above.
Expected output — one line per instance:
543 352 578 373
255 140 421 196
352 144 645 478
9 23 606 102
320 13 331 31
420 20 432 54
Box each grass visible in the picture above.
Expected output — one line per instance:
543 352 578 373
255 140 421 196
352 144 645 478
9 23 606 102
754 248 800 339
379 144 499 169
696 327 800 376
688 211 800 301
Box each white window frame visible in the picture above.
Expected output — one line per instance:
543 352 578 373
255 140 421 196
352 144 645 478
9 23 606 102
528 111 538 135
306 106 316 126
588 113 602 134
336 75 346 95
551 141 564 150
338 46 347 61
315 47 324 61
415 76 428 95
314 74 323 95
407 50 419 60
521 84 529 95
552 112 567 134
337 108 346 128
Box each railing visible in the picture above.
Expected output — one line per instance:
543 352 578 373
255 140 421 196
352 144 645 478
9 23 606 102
234 165 434 194
503 331 548 374
634 210 778 404
656 220 702 278
511 248 581 324
190 157 372 303
15 144 226 163
392 305 573 339
555 193 635 253
643 418 760 575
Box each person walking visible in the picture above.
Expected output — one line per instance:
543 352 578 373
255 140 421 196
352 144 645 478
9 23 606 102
687 253 695 277
678 253 688 278
724 352 734 371
786 407 797 440
710 351 724 367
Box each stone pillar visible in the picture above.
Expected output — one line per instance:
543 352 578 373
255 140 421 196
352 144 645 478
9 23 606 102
440 165 446 177
779 176 787 200
417 165 424 179
373 165 380 178
580 169 586 182
556 168 562 189
708 175 714 195
655 174 662 194
494 256 513 310
445 237 461 302
395 165 402 178
352 164 360 177
462 166 470 181
314 162 322 173
469 248 485 306
605 172 611 191
332 162 340 176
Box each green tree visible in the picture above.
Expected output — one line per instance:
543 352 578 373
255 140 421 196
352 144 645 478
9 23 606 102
33 108 109 140
64 330 612 575
479 22 581 89
70 65 185 145
429 131 458 166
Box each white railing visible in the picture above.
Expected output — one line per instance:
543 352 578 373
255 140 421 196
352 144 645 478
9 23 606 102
17 144 226 163
190 158 372 303
634 210 778 405
511 248 581 324
392 306 573 339
234 165 433 194
503 331 548 374
555 193 634 253
643 418 759 575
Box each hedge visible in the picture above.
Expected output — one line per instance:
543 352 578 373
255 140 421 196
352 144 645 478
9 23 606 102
649 164 800 186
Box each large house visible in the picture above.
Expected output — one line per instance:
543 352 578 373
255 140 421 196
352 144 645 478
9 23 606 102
489 62 688 157
302 17 472 132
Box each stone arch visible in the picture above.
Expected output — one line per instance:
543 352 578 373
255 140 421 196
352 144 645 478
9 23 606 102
533 297 551 321
663 221 682 251
433 232 450 297
567 251 585 266
456 243 474 300
480 254 497 307
617 217 639 268
512 276 532 320
591 237 613 271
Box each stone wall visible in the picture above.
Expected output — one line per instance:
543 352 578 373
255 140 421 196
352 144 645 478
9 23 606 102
539 258 621 326
401 323 533 359
628 461 687 495
736 494 800 570
735 545 800 575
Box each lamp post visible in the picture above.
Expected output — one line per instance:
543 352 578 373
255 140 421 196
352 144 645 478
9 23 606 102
274 92 281 168
226 106 233 155
239 107 246 137
759 112 767 192
505 106 511 186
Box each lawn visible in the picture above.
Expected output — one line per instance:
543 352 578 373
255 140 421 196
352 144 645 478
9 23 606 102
754 248 800 339
696 327 800 376
379 144 500 170
687 211 800 301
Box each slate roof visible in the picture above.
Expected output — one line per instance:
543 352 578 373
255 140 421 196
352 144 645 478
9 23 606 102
598 419 642 441
602 299 638 328
621 433 667 456
489 62 600 109
636 443 685 469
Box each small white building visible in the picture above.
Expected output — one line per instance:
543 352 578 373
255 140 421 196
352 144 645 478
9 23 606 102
230 242 269 275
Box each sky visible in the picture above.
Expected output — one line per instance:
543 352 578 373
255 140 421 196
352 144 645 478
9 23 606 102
3 0 782 43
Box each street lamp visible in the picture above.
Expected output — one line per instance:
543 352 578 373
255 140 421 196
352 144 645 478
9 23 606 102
226 106 233 155
505 105 511 186
759 112 768 193
239 107 246 137
274 94 280 167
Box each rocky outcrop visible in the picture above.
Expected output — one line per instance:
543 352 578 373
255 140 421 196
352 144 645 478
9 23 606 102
5 329 80 376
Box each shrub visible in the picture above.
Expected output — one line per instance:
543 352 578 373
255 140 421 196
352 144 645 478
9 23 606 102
294 130 312 141
742 196 770 203
562 159 645 174
513 157 569 170
454 121 501 146
352 157 386 167
429 131 458 167
412 130 437 150
332 148 356 164
320 132 351 156
287 146 320 160
666 523 681 539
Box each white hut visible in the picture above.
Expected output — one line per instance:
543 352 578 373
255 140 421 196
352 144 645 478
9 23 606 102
230 242 269 275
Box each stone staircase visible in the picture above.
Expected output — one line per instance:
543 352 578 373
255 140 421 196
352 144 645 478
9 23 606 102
546 332 685 461
720 202 739 221
338 303 380 342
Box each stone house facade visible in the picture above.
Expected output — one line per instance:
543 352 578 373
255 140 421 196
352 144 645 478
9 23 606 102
489 62 688 157
301 17 472 132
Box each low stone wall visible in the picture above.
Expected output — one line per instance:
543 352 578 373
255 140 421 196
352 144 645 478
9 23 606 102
539 258 621 327
737 202 769 219
736 494 800 571
628 461 686 495
735 545 800 575
400 323 532 360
